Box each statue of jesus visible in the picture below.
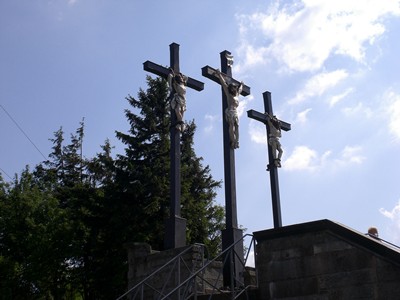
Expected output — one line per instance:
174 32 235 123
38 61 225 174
266 113 283 167
168 68 188 131
214 69 243 149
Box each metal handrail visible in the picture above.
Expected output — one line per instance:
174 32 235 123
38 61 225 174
161 234 257 300
116 243 206 300
365 233 400 250
116 235 257 300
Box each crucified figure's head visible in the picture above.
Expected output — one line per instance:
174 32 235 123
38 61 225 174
228 83 239 95
271 115 281 130
174 73 184 84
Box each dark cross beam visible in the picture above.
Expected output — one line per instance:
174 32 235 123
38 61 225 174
247 91 291 228
144 42 204 249
202 51 250 288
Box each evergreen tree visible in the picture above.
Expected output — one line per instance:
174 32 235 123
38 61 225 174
86 139 115 188
32 123 112 299
115 75 171 250
63 119 85 186
180 121 224 256
34 127 65 189
35 120 85 189
115 75 223 252
0 75 226 298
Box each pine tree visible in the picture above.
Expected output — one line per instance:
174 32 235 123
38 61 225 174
180 121 224 256
32 122 111 298
115 75 223 252
0 75 226 298
86 139 115 188
35 127 65 188
115 75 171 249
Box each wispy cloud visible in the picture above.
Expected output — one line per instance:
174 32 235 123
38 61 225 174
238 94 254 118
337 146 366 165
236 0 400 72
329 88 354 108
248 120 267 145
342 102 373 118
204 114 219 133
380 200 400 244
380 201 400 219
385 91 400 142
289 70 348 105
67 0 78 5
295 108 312 124
284 144 365 171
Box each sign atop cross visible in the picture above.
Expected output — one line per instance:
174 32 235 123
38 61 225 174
247 91 291 228
144 42 204 249
202 50 250 288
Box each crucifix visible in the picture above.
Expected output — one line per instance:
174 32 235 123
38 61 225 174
202 51 250 288
144 42 204 249
247 91 291 228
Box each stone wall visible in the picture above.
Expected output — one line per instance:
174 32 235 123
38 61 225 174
254 219 400 299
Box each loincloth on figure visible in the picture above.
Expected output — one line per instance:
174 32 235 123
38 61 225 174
225 108 238 124
268 136 281 147
171 94 186 112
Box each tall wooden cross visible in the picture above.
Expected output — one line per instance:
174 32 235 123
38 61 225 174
247 91 291 228
202 51 250 288
144 42 204 249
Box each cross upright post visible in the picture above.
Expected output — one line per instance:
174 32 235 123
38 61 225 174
144 43 204 249
202 51 250 288
247 91 291 228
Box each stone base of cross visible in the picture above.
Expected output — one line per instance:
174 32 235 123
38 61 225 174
164 216 187 250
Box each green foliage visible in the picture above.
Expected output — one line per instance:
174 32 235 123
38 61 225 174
0 167 73 298
0 75 224 298
115 76 171 250
115 76 223 252
180 121 224 256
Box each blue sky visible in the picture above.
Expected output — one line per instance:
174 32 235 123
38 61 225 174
1 0 400 246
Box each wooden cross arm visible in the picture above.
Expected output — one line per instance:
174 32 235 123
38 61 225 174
143 60 204 91
201 65 250 96
247 109 291 131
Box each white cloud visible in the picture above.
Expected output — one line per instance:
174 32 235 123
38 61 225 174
204 114 219 133
342 102 373 118
68 0 78 5
284 145 320 171
296 108 312 124
386 91 400 142
329 88 354 107
289 70 348 104
380 201 400 220
248 120 267 145
284 144 365 171
337 146 366 165
238 94 254 118
380 200 400 244
236 0 400 72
